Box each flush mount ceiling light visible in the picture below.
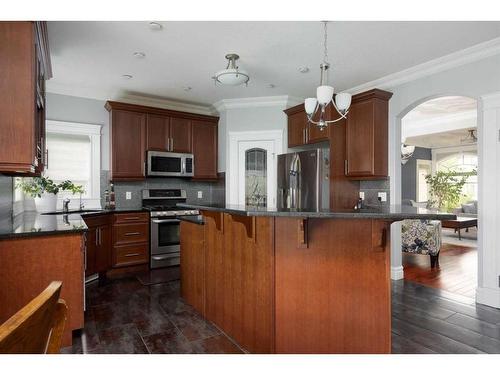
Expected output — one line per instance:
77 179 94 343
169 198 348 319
212 54 250 86
149 22 163 31
133 52 146 58
298 66 310 73
122 74 133 80
304 21 352 131
460 129 477 144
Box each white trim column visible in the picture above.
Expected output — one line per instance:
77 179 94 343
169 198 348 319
476 92 500 308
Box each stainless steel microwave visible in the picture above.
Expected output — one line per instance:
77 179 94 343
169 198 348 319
146 151 194 177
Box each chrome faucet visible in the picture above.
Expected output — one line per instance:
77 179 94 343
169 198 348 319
63 198 70 213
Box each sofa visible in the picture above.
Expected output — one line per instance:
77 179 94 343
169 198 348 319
453 200 477 218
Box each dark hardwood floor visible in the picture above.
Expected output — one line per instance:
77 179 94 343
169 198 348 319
402 242 477 299
62 274 500 354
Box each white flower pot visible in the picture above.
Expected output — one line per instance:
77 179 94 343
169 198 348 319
34 192 57 213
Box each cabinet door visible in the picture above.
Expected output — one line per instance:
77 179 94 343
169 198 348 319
192 120 218 179
85 226 97 277
111 110 146 180
287 111 306 147
345 101 375 177
146 114 169 151
170 117 192 153
95 224 112 273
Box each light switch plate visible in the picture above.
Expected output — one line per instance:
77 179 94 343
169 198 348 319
197 191 203 199
359 192 365 200
126 192 132 200
378 192 387 202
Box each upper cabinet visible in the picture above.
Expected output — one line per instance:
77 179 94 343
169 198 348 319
106 101 218 181
0 21 52 175
345 89 392 179
192 120 218 180
284 104 330 148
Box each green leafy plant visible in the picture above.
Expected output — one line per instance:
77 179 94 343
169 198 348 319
16 177 84 198
425 170 476 212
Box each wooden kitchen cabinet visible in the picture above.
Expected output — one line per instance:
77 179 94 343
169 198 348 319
345 89 392 179
284 104 329 147
83 215 112 277
192 120 218 180
106 101 218 181
111 213 149 268
0 21 51 175
107 108 147 181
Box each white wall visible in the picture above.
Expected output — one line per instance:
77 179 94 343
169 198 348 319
385 53 500 307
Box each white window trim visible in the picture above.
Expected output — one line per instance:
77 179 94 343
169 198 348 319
46 120 102 209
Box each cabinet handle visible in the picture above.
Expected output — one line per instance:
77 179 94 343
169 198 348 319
344 159 348 175
303 128 306 144
122 217 140 220
95 228 98 246
171 138 174 151
124 232 141 236
98 227 102 246
124 253 140 257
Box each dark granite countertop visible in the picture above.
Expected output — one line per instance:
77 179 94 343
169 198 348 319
0 208 148 240
177 215 205 225
177 203 456 221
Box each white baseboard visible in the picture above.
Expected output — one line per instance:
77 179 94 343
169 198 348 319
476 287 500 308
391 266 404 280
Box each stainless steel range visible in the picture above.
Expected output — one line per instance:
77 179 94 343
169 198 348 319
142 189 199 269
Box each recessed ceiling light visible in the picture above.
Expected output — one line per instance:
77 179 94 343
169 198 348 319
133 52 146 58
298 66 310 73
183 86 192 92
267 84 276 88
122 74 133 80
149 22 163 31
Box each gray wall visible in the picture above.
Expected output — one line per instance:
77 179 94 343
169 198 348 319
401 147 432 201
0 176 13 219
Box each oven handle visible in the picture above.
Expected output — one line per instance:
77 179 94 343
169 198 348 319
152 254 180 261
152 218 181 224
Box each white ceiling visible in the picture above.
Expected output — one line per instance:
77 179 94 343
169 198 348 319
46 21 500 106
403 96 478 148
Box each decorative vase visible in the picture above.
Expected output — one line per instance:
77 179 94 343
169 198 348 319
34 192 57 213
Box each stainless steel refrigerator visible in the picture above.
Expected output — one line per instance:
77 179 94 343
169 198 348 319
277 148 330 210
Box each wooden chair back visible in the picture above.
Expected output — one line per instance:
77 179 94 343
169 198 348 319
0 281 68 354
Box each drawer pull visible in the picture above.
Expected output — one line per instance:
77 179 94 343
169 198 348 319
123 217 140 220
124 232 141 236
124 253 141 257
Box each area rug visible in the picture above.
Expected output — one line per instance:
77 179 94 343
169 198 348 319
136 266 180 286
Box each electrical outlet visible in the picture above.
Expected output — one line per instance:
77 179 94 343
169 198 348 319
197 191 203 199
359 192 365 200
126 192 131 200
378 192 387 202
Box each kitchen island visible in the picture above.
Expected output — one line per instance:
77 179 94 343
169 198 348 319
178 203 455 354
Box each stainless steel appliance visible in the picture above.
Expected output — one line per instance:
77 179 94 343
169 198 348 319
277 148 330 210
142 189 199 268
146 151 194 177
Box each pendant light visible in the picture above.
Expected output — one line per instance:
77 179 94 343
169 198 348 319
304 21 351 131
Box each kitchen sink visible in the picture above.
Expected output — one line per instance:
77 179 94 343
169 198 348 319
41 209 103 215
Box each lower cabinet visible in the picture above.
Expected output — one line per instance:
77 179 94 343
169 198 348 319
83 215 112 277
111 212 149 268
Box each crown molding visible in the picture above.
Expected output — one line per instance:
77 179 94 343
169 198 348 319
348 37 500 95
213 95 303 112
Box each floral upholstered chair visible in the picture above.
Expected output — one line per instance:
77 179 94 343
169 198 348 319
401 219 442 268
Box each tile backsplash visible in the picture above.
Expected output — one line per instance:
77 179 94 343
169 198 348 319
100 170 225 209
359 178 390 206
0 175 13 219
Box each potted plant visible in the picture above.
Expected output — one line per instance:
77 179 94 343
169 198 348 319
425 170 475 212
16 177 85 213
16 177 60 213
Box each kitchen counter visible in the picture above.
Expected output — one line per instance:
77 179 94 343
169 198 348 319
177 203 456 221
0 208 148 240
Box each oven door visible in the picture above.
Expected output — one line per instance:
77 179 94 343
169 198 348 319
150 218 180 255
147 151 183 177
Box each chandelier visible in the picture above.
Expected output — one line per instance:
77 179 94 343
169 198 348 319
304 21 352 130
213 53 250 86
460 129 477 144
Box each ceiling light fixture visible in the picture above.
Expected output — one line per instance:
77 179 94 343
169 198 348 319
267 84 275 89
133 52 146 58
401 143 416 165
183 86 192 91
122 74 133 80
304 21 351 131
212 53 249 86
460 129 477 144
298 66 310 73
149 22 163 31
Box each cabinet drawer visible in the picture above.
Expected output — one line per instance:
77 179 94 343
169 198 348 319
113 222 149 245
114 212 149 224
83 214 111 227
113 243 148 268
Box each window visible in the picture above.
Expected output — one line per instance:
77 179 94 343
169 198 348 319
245 148 267 207
436 151 478 200
45 120 102 208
